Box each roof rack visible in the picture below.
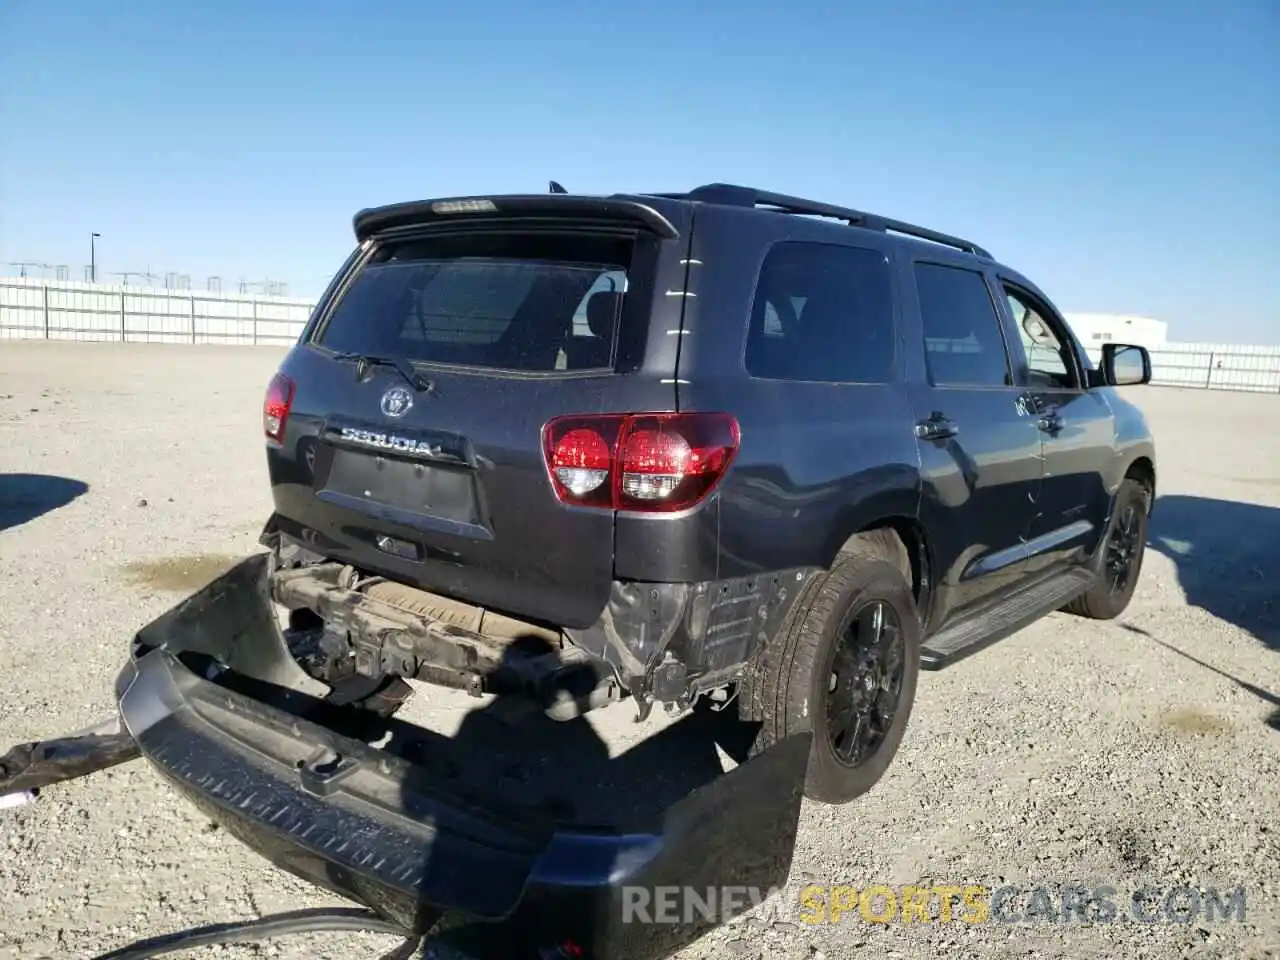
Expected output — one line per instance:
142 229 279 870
656 182 992 259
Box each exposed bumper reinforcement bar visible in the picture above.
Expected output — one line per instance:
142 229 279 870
270 560 623 721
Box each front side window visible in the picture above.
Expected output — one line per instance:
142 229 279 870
745 241 895 383
1004 286 1077 389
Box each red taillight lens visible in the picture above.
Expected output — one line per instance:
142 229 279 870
549 424 616 507
542 412 739 513
263 372 295 442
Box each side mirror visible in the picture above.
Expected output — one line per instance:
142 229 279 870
1101 343 1151 386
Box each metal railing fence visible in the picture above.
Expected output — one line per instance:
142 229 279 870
5 278 1279 393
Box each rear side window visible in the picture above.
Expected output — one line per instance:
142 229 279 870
914 262 1011 387
314 231 635 373
745 241 895 383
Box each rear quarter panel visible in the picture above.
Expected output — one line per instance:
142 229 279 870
643 206 921 581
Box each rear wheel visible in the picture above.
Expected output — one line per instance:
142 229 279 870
1063 478 1150 620
742 532 921 805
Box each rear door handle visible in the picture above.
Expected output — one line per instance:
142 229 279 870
915 413 958 441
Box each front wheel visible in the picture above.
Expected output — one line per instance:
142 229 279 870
742 534 921 805
1063 478 1150 620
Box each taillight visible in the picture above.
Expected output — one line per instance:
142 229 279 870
263 373 295 443
549 425 615 507
542 412 740 513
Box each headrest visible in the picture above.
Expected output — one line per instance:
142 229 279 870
798 292 855 343
586 291 623 338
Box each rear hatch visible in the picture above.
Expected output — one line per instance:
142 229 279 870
266 196 691 629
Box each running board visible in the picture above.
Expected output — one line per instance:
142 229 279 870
920 568 1097 670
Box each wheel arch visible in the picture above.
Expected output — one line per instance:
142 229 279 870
831 515 934 628
1124 455 1156 513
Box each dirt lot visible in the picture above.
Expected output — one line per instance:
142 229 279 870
1 342 1278 960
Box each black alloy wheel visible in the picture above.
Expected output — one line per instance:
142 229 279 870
823 599 906 768
1105 501 1142 596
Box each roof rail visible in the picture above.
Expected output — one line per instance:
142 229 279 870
670 182 992 259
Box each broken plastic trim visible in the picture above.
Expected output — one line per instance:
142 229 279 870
0 724 140 797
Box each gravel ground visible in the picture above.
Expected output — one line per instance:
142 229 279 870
1 341 1277 960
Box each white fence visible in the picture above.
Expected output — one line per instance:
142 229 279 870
1143 344 1280 393
3 277 1279 393
0 277 314 346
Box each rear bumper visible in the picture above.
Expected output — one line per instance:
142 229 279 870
113 554 810 958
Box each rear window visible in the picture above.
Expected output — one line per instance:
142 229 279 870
314 231 635 372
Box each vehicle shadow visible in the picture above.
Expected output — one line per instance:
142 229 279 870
0 473 89 532
373 638 806 960
1117 623 1280 722
1146 494 1280 651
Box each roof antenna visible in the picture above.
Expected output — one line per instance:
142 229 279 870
549 180 567 194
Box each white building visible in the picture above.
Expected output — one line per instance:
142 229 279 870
1063 313 1169 361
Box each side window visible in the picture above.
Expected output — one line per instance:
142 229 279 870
913 262 1011 388
1003 286 1077 389
745 242 895 383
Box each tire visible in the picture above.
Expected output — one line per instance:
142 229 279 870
742 532 921 805
1063 478 1150 620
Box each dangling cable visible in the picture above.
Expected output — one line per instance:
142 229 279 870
89 906 417 960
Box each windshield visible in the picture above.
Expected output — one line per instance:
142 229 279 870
313 230 633 373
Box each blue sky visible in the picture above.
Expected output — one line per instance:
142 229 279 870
1 0 1276 343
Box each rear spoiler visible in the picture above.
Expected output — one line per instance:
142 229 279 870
352 195 680 242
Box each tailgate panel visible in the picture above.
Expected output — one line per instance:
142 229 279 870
265 212 692 629
271 364 637 629
319 444 482 527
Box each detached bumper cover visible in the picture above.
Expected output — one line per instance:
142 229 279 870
113 554 810 959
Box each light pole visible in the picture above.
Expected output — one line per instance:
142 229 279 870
90 232 101 282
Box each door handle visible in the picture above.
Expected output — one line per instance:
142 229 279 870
915 413 958 441
1037 412 1063 434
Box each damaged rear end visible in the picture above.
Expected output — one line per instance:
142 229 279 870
113 554 811 958
259 192 760 716
101 192 812 956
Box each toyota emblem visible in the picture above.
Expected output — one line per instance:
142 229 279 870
380 385 414 418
